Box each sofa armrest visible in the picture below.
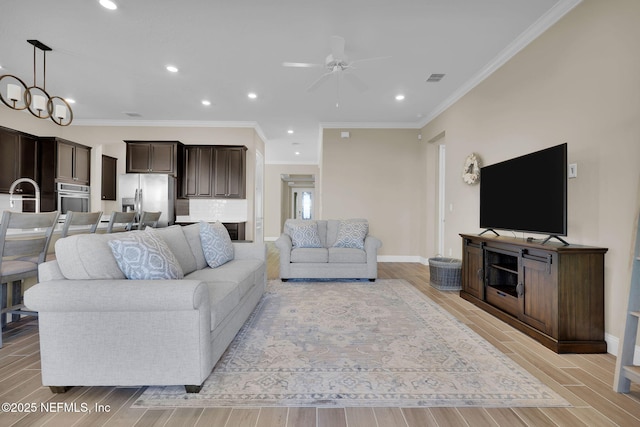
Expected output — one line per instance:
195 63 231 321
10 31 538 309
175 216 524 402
24 279 208 313
232 242 266 261
365 235 382 263
275 234 292 262
38 260 65 282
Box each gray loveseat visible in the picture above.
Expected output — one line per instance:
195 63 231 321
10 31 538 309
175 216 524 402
275 219 382 281
24 223 266 393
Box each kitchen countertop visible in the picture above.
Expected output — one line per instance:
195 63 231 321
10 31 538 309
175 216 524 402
175 216 247 223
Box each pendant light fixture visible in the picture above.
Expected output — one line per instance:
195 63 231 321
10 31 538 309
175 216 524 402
0 39 73 126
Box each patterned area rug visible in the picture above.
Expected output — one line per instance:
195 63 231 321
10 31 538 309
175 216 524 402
134 279 569 408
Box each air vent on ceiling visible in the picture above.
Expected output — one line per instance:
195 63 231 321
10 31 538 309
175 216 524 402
123 112 142 117
426 73 445 83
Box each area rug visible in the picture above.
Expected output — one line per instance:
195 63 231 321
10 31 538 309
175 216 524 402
134 279 569 408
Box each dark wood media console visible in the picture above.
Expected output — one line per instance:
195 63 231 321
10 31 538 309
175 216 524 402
460 233 608 353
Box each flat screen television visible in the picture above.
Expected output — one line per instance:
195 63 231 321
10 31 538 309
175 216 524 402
479 143 567 242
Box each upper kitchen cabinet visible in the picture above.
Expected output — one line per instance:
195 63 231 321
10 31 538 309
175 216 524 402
184 145 214 198
125 141 184 176
213 146 247 199
38 137 92 212
0 126 38 194
55 139 91 185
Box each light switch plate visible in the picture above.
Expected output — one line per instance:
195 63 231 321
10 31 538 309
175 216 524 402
568 163 578 178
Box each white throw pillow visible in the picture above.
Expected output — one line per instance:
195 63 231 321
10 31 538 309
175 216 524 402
200 221 234 268
333 220 368 249
108 232 184 280
287 221 322 248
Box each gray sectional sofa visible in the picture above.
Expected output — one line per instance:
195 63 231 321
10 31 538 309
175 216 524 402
275 219 382 281
24 223 266 393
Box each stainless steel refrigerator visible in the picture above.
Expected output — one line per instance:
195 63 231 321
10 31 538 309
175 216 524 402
118 174 175 227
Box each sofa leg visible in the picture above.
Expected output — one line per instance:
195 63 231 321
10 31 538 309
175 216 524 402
369 278 376 282
49 386 72 393
185 384 203 393
281 278 289 282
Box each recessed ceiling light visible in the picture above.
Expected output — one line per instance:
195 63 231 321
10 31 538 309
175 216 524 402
287 129 294 134
395 94 405 101
247 92 257 99
99 0 117 10
201 100 211 106
166 65 178 73
65 98 76 104
295 151 300 156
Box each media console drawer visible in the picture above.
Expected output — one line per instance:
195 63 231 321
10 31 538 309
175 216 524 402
485 286 519 317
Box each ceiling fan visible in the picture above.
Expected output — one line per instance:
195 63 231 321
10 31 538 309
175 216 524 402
283 36 388 104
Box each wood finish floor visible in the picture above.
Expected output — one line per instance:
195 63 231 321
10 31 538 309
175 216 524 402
1 243 640 426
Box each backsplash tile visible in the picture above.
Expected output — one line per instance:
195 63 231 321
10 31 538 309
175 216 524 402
187 199 248 222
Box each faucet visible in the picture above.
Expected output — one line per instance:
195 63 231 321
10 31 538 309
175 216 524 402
9 178 41 213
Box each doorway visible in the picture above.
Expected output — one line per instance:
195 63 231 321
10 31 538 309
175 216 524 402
292 188 314 220
280 174 315 229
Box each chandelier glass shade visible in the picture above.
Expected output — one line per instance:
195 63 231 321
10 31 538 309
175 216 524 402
0 40 73 126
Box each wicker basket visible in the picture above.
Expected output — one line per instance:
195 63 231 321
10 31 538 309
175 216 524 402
428 257 462 291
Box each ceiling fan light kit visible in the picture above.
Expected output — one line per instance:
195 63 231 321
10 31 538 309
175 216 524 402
0 39 73 126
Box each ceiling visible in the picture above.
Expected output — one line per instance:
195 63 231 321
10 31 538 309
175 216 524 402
0 0 577 164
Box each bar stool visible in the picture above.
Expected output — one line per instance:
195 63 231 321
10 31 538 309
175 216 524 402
0 210 59 348
60 211 103 238
106 211 136 233
138 211 161 230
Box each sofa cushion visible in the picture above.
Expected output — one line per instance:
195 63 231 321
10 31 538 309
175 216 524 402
109 232 184 280
146 225 198 275
182 223 208 270
200 221 234 268
333 220 369 249
287 221 322 248
291 247 328 263
55 233 126 280
185 258 261 298
286 219 328 247
206 281 240 331
328 247 367 263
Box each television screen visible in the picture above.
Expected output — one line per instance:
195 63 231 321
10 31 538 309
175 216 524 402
479 143 567 236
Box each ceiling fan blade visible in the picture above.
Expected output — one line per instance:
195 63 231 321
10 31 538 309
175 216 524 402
307 72 333 92
330 36 346 61
282 62 323 68
343 72 368 93
350 55 392 66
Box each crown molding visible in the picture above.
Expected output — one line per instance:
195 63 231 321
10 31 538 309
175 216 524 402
320 122 421 130
418 0 583 128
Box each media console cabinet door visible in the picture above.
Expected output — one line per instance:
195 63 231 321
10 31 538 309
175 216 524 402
462 240 484 299
520 255 556 335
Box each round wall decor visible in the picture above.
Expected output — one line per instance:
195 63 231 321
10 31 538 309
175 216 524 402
462 153 481 185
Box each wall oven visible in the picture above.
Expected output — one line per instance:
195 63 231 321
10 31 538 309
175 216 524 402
57 182 90 216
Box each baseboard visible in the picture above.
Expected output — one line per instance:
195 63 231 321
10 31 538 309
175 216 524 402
377 255 423 263
605 332 640 363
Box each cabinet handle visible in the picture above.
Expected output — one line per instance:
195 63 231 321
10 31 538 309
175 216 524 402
516 283 524 297
476 268 483 280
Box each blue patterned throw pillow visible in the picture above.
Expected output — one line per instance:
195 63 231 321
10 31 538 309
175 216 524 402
288 222 322 248
333 220 368 249
200 221 234 268
108 232 184 280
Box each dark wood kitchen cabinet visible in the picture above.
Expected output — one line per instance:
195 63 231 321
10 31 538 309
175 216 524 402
213 146 246 198
184 145 214 198
460 233 607 353
0 126 38 194
125 141 184 176
38 137 92 211
55 139 90 185
101 155 117 201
